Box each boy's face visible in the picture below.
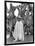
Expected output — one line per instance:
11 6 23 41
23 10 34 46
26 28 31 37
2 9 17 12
17 18 21 21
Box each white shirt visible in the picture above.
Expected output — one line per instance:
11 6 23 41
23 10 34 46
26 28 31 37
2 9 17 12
13 21 24 41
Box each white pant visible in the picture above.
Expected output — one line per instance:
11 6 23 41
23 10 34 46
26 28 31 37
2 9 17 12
13 21 24 41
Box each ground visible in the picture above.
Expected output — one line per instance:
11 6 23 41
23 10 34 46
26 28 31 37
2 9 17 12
6 35 33 44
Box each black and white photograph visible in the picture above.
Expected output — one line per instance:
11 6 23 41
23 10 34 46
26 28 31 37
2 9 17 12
5 1 34 45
